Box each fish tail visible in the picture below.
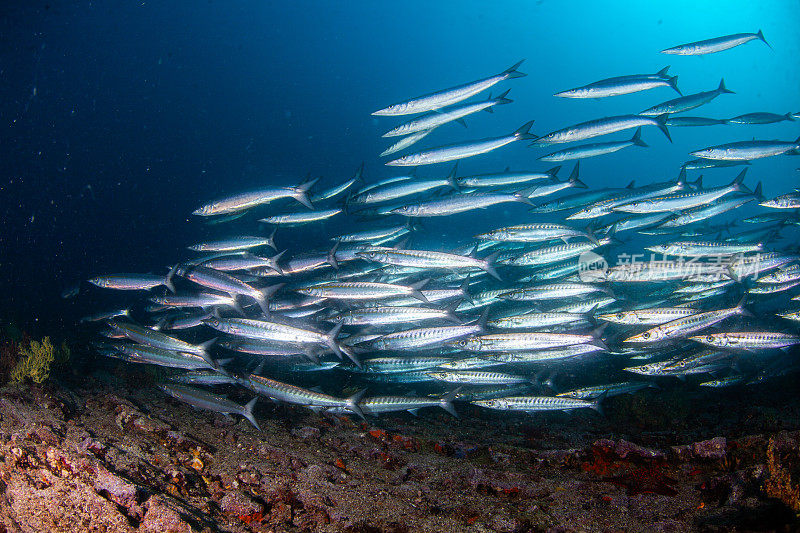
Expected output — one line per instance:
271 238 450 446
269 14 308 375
731 168 751 194
568 161 586 188
757 29 772 49
667 75 681 95
266 226 278 251
346 389 368 420
164 264 177 293
493 88 513 106
513 120 536 140
502 59 526 79
591 390 608 416
736 294 754 317
481 251 502 281
752 181 765 202
242 397 261 431
631 127 648 148
326 322 345 358
717 78 734 94
654 114 673 143
327 241 340 269
292 178 318 209
439 387 461 418
446 163 460 191
409 278 430 301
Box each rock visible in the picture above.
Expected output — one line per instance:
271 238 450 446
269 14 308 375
291 425 321 439
614 439 665 460
220 489 263 518
693 437 727 459
669 445 692 462
93 466 141 516
140 496 192 533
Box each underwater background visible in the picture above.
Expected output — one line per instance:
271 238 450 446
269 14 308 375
1 0 798 335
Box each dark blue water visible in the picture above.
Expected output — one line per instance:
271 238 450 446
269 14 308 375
1 1 798 335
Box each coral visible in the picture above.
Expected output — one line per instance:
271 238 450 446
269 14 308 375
9 337 70 384
763 434 800 513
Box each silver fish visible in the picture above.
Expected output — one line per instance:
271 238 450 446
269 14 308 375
372 60 525 116
661 30 769 55
386 121 535 166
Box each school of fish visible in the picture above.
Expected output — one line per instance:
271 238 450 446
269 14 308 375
78 31 800 429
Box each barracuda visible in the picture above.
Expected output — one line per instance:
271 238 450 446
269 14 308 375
297 280 430 303
662 30 769 55
624 297 751 343
159 384 260 430
597 307 698 325
372 60 525 116
247 374 365 418
472 395 602 414
193 179 318 215
475 222 597 244
357 247 500 280
383 90 512 137
614 170 750 214
427 370 531 385
386 121 535 166
690 331 800 350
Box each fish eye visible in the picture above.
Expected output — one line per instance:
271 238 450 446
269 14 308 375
616 312 625 319
642 332 650 339
706 335 714 342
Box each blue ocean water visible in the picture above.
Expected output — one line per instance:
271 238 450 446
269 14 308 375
1 1 798 334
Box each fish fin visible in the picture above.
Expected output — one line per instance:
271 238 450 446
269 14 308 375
786 113 795 122
546 165 562 177
667 75 681 95
654 114 672 142
327 241 340 270
460 274 475 304
692 175 703 190
494 88 512 106
446 163 460 191
265 227 278 251
292 178 318 209
409 278 431 303
481 251 502 281
339 345 362 369
626 180 636 189
325 322 345 358
347 389 368 420
406 408 420 416
568 162 586 188
269 250 287 275
257 283 283 316
656 65 670 77
456 118 468 128
353 162 365 183
152 317 167 331
513 120 536 140
631 128 648 148
197 338 217 361
165 264 177 293
439 391 460 418
756 29 771 49
302 348 321 366
731 169 751 194
502 59 526 79
717 78 734 95
736 294 754 317
592 390 608 416
242 397 261 431
443 299 464 324
752 181 765 202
